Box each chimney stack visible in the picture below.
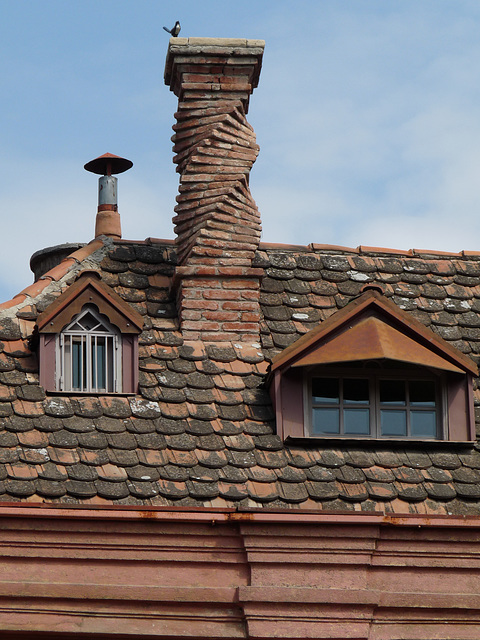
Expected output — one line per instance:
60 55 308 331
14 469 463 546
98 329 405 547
165 38 265 343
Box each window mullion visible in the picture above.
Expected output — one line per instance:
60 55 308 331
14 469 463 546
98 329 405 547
83 334 88 393
339 378 344 435
372 376 378 438
105 335 110 393
405 381 411 437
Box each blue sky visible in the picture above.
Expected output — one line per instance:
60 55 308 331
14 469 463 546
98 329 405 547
1 1 480 301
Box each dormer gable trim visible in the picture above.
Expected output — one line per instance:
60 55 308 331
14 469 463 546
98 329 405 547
270 290 478 377
37 273 143 335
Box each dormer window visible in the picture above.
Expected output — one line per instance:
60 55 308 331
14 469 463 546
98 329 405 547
37 273 143 394
310 371 441 439
268 291 477 442
59 305 121 393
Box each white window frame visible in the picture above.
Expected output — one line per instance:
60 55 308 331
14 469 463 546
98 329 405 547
57 305 122 393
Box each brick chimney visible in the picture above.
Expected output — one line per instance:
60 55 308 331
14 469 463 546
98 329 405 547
165 37 265 343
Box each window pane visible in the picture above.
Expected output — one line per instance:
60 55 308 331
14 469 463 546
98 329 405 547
411 410 437 438
92 337 106 391
107 336 115 392
381 409 407 436
312 378 339 404
410 380 436 407
312 408 339 434
82 312 101 331
72 336 85 391
380 380 406 406
344 408 370 434
344 378 369 404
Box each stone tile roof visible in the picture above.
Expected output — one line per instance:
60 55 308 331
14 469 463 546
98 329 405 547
2 237 480 515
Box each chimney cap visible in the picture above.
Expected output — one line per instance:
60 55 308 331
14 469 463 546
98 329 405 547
84 153 133 176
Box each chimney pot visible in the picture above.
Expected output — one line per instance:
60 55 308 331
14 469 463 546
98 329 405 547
85 153 133 239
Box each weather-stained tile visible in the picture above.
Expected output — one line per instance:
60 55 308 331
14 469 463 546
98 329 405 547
48 448 80 465
424 482 457 501
306 481 339 501
97 464 128 481
5 463 38 480
246 480 278 502
366 482 398 501
338 482 369 502
393 466 424 484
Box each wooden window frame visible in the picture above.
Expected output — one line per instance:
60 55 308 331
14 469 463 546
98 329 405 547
268 291 477 443
306 368 446 440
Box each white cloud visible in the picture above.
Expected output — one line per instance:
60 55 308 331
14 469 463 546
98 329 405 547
2 1 480 301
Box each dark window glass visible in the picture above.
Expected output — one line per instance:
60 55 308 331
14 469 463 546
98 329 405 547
311 375 439 439
344 408 370 434
344 378 369 404
411 410 437 437
313 408 339 434
380 379 406 406
381 409 407 436
410 380 436 406
312 378 339 404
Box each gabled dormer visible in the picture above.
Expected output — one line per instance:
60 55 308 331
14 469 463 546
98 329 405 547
269 290 478 442
37 272 143 394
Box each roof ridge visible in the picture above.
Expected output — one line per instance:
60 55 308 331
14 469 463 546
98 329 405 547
0 238 106 313
259 241 480 260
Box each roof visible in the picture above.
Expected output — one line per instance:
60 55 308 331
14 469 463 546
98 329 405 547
1 238 480 515
270 288 478 375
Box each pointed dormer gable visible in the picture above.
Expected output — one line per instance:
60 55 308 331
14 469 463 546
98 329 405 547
269 291 477 442
37 271 143 335
270 290 477 377
37 271 143 394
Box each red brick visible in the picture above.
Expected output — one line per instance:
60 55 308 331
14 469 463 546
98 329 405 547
241 312 261 322
182 299 219 310
222 301 258 311
203 311 239 321
241 290 260 300
181 310 203 321
203 290 240 300
222 279 259 290
223 322 259 331
182 320 221 331
200 332 238 342
181 278 223 289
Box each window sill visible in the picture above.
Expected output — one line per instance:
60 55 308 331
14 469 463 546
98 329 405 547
45 391 137 397
285 435 476 448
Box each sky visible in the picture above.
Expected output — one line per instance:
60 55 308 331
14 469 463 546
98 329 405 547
1 1 480 301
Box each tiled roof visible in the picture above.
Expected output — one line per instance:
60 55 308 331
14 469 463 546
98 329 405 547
1 238 480 514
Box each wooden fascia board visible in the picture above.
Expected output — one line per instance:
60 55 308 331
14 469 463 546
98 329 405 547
270 291 478 376
37 276 144 334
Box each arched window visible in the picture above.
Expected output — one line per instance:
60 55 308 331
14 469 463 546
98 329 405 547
37 273 143 395
59 305 121 393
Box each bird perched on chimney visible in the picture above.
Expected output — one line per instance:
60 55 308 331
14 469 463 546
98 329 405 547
163 21 181 37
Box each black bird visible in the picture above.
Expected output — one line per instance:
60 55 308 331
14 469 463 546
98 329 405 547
163 21 181 37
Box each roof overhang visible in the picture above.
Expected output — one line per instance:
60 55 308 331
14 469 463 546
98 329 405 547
270 290 478 377
37 272 144 334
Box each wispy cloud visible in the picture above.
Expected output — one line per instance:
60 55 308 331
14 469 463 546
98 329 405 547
1 1 480 302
